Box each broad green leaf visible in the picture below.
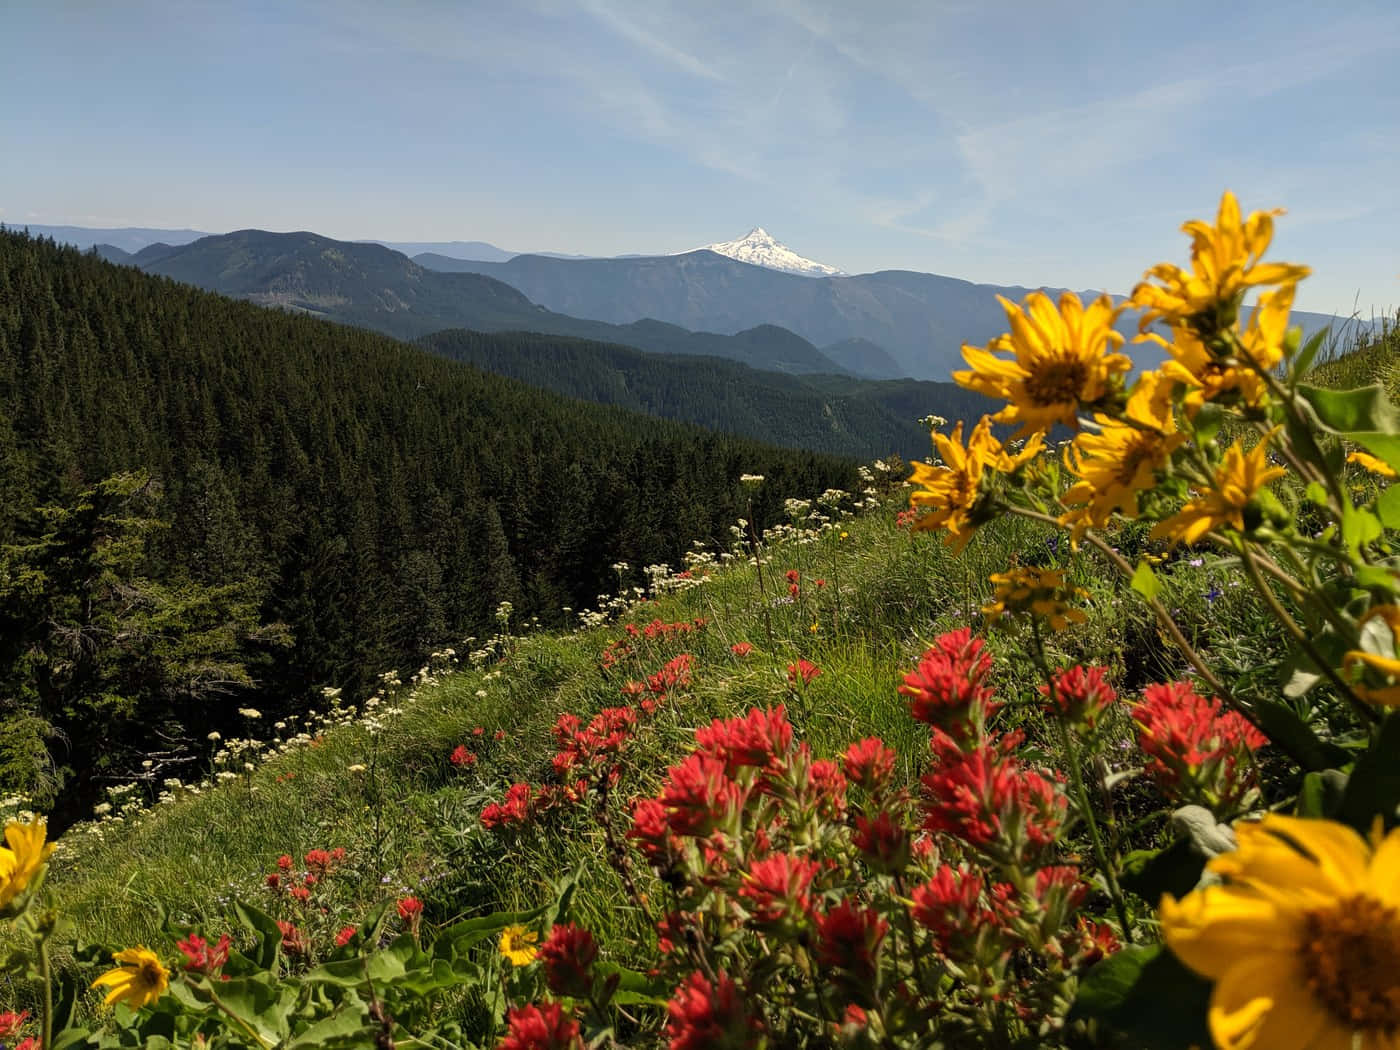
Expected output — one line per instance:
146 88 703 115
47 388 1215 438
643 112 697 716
1252 697 1349 771
1297 384 1400 475
1355 566 1400 594
1071 943 1212 1050
232 900 284 971
594 961 672 1007
1297 769 1348 818
1377 485 1400 530
1130 560 1160 601
1305 481 1330 507
441 903 550 954
1119 838 1205 903
1342 504 1383 553
286 1003 373 1049
1340 714 1400 832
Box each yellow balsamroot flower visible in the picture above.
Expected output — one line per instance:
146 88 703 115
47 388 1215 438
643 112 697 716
1061 371 1185 539
0 818 56 911
499 924 538 967
91 947 170 1010
953 290 1130 438
1161 814 1400 1050
1343 605 1400 705
1131 190 1310 334
1153 283 1296 416
909 417 1043 552
983 567 1088 632
1348 450 1398 480
1150 434 1286 547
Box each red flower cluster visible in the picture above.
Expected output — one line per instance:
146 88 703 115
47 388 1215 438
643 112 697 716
483 653 695 832
666 971 760 1050
600 618 707 671
695 705 793 774
0 1011 30 1038
787 659 820 686
176 932 232 977
304 847 345 876
911 864 1016 964
730 641 754 657
499 1001 581 1050
921 729 1067 866
538 923 598 997
276 919 308 956
335 925 358 948
450 744 478 767
899 628 998 731
785 568 802 598
1132 681 1268 809
842 737 897 793
397 896 424 922
738 852 820 925
1039 664 1117 728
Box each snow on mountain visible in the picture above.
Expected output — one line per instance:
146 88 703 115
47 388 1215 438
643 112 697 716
694 227 844 277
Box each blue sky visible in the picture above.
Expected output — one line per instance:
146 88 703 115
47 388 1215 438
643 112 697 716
4 0 1398 316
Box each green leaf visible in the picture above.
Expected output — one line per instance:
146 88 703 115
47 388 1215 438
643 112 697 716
1130 560 1160 601
593 961 672 1007
1299 383 1400 434
208 974 295 1045
1251 697 1349 771
1305 481 1330 507
1341 504 1383 553
1297 769 1348 818
286 1003 374 1049
441 903 551 955
1071 943 1213 1050
232 900 284 971
1297 384 1400 475
1119 838 1206 903
1291 327 1331 381
1377 486 1400 530
1339 714 1400 832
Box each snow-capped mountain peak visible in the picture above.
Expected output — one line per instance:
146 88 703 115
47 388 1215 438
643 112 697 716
694 227 843 277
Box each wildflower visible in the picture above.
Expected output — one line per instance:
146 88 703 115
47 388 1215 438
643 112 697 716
347 763 366 773
953 290 1130 436
983 566 1088 632
695 706 793 773
0 1010 29 1037
738 852 820 925
0 818 55 910
730 641 754 657
304 848 334 875
397 896 424 926
787 659 821 686
265 872 280 890
1039 664 1117 729
899 628 998 732
450 745 477 767
277 854 293 872
288 886 311 904
539 923 598 997
1131 189 1310 336
91 947 170 1009
852 811 911 873
335 925 357 947
1349 450 1398 479
908 417 1044 552
666 970 760 1050
659 754 744 837
922 731 1067 866
175 932 231 976
842 737 897 793
1075 915 1121 966
500 924 539 967
912 865 1015 963
1132 681 1268 809
1161 815 1400 1050
739 473 766 488
815 899 889 992
628 798 677 863
499 1001 580 1050
1060 370 1184 537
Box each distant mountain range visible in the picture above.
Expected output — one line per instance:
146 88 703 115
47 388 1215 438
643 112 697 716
20 222 1366 382
101 229 858 375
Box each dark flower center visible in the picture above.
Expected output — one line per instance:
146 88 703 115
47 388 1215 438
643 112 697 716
1301 894 1400 1030
1024 360 1090 407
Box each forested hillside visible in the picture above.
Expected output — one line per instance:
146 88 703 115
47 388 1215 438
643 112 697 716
419 329 988 460
0 231 856 820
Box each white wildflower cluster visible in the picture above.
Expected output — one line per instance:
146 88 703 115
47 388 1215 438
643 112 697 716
919 414 948 431
739 473 766 489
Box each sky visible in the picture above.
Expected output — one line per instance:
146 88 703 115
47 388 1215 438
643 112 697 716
3 0 1399 317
